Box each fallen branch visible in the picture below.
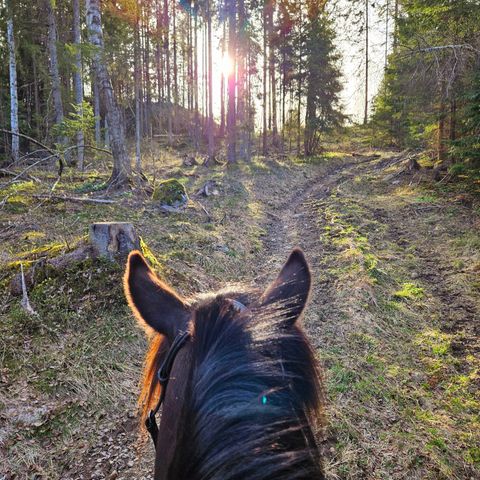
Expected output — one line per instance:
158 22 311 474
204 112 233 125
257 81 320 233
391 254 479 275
0 155 61 190
11 244 94 296
0 129 64 176
20 263 37 315
195 200 212 221
32 194 116 204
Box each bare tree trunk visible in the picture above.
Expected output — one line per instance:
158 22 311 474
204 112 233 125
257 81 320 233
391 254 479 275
193 13 200 150
134 4 142 172
206 0 215 159
262 5 268 156
437 83 447 164
226 0 237 163
393 0 399 49
93 72 101 146
33 56 41 138
363 0 369 125
267 1 278 146
73 0 85 170
45 0 65 145
155 0 163 132
219 21 226 138
237 0 249 160
172 1 178 133
7 15 19 163
144 5 152 139
86 0 130 187
385 0 389 70
163 0 173 145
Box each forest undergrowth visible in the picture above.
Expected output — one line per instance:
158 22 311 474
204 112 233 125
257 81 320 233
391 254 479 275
0 146 479 479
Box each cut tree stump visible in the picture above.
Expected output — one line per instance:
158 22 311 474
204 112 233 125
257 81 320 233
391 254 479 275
89 222 140 260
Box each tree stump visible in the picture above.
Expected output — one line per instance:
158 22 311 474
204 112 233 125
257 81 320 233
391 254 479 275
89 222 140 260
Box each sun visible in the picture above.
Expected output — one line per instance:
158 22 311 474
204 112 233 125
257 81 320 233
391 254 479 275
220 53 234 77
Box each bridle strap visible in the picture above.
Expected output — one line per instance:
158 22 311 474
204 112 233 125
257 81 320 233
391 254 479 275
146 330 191 447
145 299 246 448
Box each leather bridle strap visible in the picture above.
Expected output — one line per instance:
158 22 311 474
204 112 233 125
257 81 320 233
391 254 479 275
145 299 246 448
146 330 191 447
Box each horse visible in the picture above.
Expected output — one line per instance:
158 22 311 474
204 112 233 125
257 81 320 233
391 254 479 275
124 248 325 480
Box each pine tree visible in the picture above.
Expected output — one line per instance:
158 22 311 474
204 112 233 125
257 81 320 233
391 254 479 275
303 1 342 156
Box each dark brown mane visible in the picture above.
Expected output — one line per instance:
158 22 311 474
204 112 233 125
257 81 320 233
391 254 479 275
143 291 325 479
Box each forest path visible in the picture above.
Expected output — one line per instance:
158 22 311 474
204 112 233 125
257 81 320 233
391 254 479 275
251 154 480 479
2 152 478 480
79 153 479 480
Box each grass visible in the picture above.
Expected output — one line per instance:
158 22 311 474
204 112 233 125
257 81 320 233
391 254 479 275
1 148 479 478
311 154 480 479
394 282 425 300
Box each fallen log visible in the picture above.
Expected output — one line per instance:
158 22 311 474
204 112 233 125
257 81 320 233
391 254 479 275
32 194 116 204
10 244 95 296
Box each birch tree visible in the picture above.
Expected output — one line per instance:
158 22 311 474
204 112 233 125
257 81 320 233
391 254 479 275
7 9 19 163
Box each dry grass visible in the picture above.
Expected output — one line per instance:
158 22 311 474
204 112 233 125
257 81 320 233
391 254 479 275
0 147 478 479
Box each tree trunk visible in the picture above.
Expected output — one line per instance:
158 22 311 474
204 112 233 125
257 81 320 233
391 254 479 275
237 0 248 160
226 0 237 163
33 56 41 139
267 1 278 146
86 0 130 187
93 72 101 146
304 80 316 156
134 5 142 172
7 15 19 163
262 5 268 156
437 91 447 164
193 13 200 150
393 0 399 49
163 0 173 145
363 0 369 125
45 0 65 143
172 1 178 133
219 21 226 138
206 0 215 159
73 0 85 170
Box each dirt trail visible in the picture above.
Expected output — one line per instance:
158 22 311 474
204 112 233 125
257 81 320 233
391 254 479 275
255 154 480 479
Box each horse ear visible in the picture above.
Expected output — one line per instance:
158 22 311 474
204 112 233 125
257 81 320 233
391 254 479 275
259 248 311 325
124 251 189 339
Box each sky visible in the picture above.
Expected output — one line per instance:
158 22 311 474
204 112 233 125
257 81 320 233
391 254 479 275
202 0 392 125
332 0 392 122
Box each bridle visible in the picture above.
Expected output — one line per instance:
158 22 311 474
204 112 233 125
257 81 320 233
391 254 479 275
145 299 246 448
145 330 191 447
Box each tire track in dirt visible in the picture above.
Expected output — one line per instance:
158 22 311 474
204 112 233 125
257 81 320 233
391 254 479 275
255 154 480 479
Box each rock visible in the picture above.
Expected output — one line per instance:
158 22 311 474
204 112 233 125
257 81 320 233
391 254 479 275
196 180 220 197
89 223 140 261
151 179 188 209
182 154 198 167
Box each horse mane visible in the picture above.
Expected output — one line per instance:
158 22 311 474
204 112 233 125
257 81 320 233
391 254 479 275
138 287 325 479
170 293 325 480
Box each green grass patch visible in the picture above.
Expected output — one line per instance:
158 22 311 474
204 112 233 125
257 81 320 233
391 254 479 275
393 282 424 300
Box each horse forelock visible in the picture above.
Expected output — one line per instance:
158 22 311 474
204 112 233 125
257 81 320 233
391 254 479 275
163 293 325 480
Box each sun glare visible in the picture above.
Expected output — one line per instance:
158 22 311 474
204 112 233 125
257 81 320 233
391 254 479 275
220 54 234 77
